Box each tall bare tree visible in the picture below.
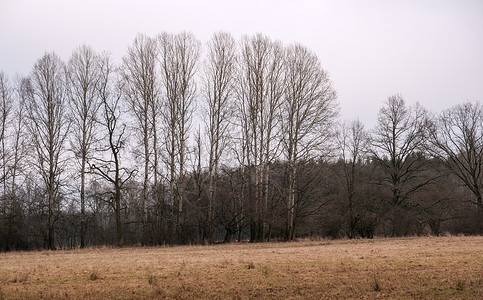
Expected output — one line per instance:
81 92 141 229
427 102 483 223
158 32 200 241
237 34 285 241
282 44 337 241
121 34 160 235
25 53 70 250
0 72 13 199
66 45 102 248
202 32 236 242
261 40 285 241
3 78 29 250
372 95 431 236
0 72 14 249
90 54 136 246
336 119 370 238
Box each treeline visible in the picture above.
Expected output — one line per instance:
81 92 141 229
0 32 481 250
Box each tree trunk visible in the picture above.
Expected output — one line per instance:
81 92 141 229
115 184 124 246
80 156 86 248
143 114 149 241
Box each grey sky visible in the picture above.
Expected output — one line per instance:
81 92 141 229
1 0 482 127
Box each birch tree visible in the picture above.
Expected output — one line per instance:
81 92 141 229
4 78 28 250
0 72 13 249
121 34 160 235
66 45 101 248
237 34 285 242
282 44 337 241
158 32 200 241
202 32 236 242
25 53 70 250
0 72 13 200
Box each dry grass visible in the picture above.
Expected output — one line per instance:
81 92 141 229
0 236 481 299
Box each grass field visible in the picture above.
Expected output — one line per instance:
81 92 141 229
0 236 481 299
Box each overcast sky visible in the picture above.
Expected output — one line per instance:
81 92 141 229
1 0 482 128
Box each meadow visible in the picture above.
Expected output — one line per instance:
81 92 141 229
0 236 481 299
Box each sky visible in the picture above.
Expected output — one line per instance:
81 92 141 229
1 0 482 128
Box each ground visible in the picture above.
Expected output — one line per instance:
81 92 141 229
0 236 481 299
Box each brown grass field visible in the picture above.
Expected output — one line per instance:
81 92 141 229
0 236 481 299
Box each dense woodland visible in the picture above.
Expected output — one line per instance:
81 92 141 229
0 32 481 250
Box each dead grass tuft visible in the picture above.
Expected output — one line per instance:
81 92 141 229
455 279 466 291
89 269 99 281
372 275 381 292
147 274 166 297
217 259 232 268
148 274 158 285
261 266 269 276
8 272 29 284
152 285 166 298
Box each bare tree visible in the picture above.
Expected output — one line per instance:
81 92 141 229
336 119 370 238
66 45 102 248
0 72 14 249
89 54 136 246
237 34 285 242
202 32 236 242
0 72 13 199
427 102 483 221
261 40 285 241
3 78 29 250
371 95 432 236
282 44 337 241
190 126 208 241
121 34 160 236
158 32 200 241
25 53 70 250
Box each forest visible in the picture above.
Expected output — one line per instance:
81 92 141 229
0 32 481 251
